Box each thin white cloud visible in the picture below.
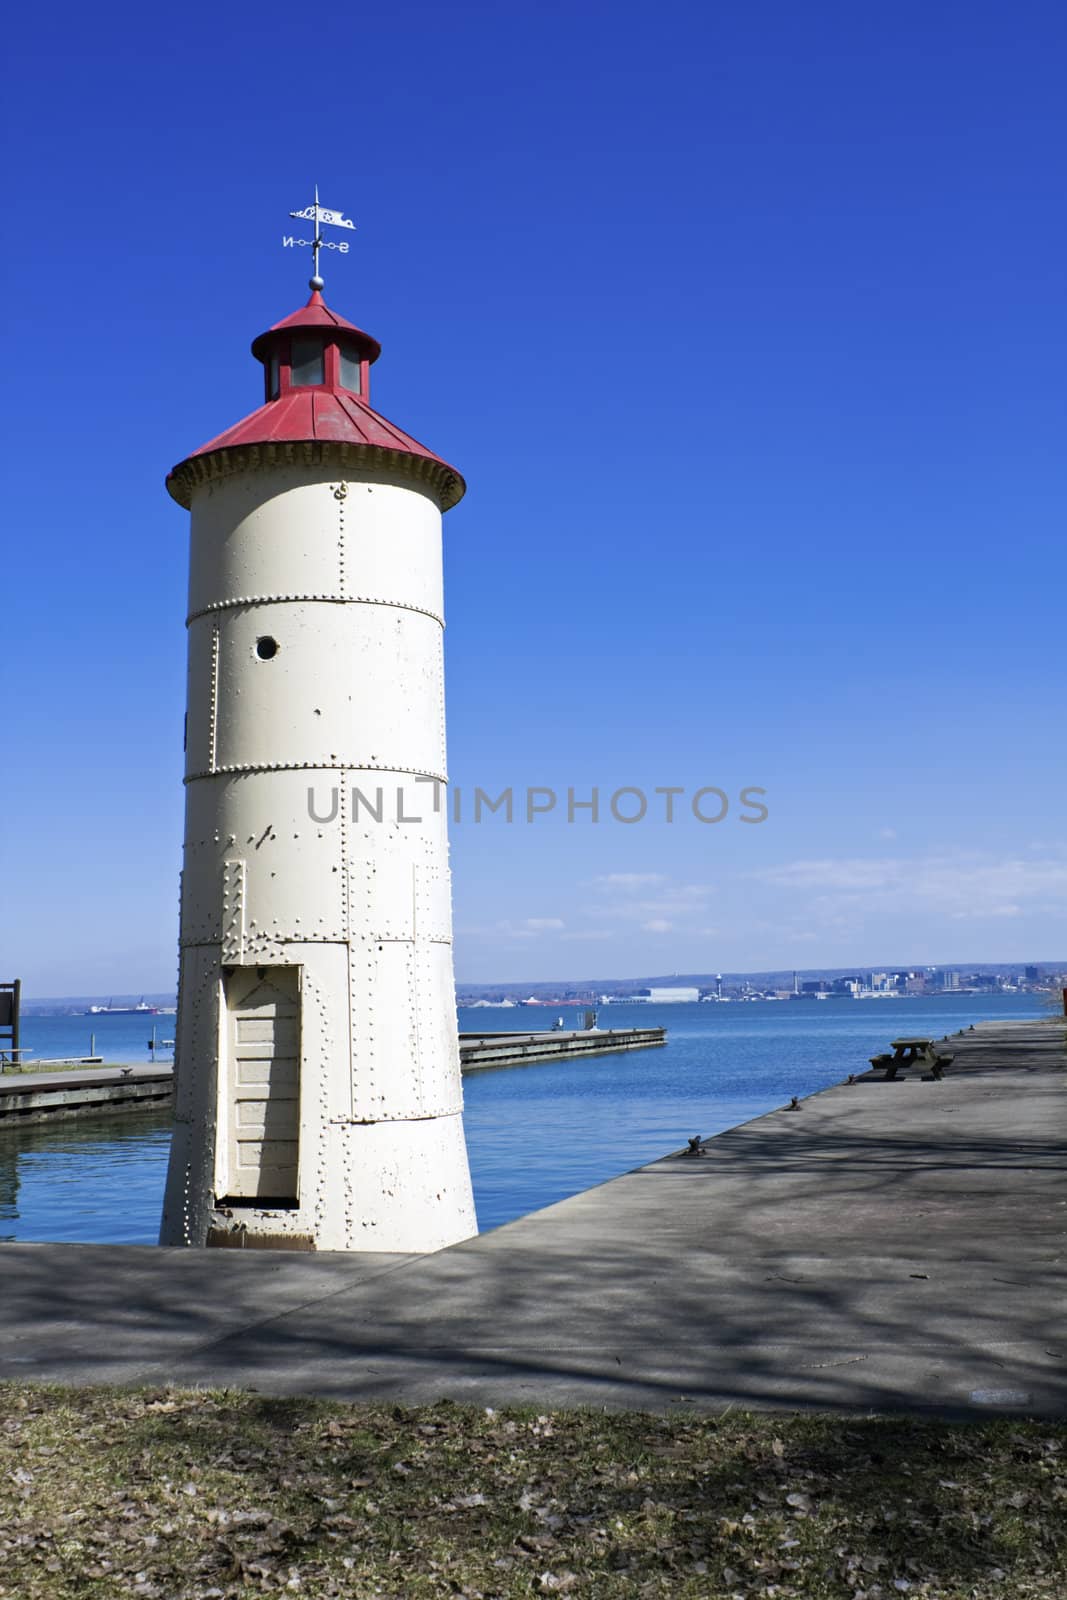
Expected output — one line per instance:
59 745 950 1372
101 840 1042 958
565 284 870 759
588 872 667 889
646 884 715 907
756 858 903 891
752 851 1067 920
950 904 1024 920
642 919 672 933
459 918 564 941
588 882 715 923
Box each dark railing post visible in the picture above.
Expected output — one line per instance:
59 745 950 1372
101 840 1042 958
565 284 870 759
0 979 20 1072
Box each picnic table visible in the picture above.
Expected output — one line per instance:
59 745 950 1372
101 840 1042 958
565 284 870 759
869 1037 954 1081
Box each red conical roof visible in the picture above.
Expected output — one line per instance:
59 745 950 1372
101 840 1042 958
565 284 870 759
249 289 381 363
166 292 463 511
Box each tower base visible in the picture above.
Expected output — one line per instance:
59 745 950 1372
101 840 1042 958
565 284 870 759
161 1112 478 1253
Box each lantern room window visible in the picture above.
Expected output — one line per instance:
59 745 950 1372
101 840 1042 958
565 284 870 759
290 335 325 387
339 345 362 395
268 354 280 400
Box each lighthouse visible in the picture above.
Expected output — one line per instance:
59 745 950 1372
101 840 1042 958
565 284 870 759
159 202 477 1253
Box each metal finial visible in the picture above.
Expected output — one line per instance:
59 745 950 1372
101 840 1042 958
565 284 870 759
283 184 356 293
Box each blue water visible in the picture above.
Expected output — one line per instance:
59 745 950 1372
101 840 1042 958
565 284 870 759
10 1011 175 1068
1 994 1045 1245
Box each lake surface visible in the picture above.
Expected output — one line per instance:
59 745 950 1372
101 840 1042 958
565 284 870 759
2 993 1045 1245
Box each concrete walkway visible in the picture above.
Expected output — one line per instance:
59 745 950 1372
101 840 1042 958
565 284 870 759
0 1017 1063 1416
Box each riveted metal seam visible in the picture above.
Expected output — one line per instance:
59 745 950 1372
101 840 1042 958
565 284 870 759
207 625 220 773
186 595 444 628
221 859 246 964
335 479 346 599
168 440 465 513
339 772 349 942
411 866 423 1115
346 1110 461 1126
185 762 448 783
179 935 350 948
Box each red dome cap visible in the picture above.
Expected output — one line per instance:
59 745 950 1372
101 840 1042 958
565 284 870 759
250 289 381 364
167 292 463 512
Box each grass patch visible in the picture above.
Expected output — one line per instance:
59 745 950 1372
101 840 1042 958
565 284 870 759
0 1384 1063 1598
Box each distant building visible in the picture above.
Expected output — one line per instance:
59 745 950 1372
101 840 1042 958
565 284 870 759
1025 965 1040 983
634 986 701 1004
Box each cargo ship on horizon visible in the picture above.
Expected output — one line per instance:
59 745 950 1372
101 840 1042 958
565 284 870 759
84 999 160 1016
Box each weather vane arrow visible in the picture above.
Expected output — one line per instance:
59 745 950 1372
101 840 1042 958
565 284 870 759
282 185 355 292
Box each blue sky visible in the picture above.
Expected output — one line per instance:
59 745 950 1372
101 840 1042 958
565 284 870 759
2 1 1065 994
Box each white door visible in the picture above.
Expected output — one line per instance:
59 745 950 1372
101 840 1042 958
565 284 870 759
224 967 301 1202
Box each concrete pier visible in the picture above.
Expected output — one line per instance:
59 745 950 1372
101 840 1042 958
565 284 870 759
0 1029 665 1123
458 1026 665 1071
0 1064 174 1126
0 1016 1062 1416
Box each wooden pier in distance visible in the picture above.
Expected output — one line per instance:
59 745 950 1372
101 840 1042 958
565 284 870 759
0 1064 174 1127
458 1026 665 1072
0 1028 666 1125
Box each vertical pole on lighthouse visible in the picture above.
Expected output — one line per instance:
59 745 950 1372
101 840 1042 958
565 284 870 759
159 197 477 1253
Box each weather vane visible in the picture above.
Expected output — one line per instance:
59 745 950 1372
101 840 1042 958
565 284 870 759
283 185 356 291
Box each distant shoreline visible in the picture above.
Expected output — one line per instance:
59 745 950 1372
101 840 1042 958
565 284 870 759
19 962 1063 1016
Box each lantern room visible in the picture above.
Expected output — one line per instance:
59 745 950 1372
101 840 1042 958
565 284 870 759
250 290 383 405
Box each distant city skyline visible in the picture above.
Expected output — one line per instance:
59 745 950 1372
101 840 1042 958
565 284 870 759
20 958 1065 1010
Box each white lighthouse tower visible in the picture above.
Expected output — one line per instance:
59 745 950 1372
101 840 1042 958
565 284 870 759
160 209 477 1253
